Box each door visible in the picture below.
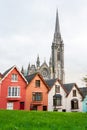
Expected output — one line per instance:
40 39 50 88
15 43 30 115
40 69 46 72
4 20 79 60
32 105 37 110
7 102 13 110
43 106 47 111
20 102 25 110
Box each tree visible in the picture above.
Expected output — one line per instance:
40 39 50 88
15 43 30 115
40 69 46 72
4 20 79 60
83 75 87 86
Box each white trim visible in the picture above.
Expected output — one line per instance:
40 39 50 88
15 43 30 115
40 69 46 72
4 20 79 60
8 86 20 97
1 65 28 84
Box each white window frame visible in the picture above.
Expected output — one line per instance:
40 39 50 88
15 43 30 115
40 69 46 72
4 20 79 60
7 102 13 110
11 74 18 82
8 86 20 97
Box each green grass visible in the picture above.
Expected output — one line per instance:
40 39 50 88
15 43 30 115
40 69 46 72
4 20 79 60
0 110 87 130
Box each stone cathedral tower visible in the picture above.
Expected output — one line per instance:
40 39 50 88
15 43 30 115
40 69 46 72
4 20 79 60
51 10 64 83
22 10 65 83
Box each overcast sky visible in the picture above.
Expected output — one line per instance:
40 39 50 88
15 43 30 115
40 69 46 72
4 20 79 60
0 0 87 87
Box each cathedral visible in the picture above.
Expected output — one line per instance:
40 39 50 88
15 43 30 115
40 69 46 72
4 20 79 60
21 10 65 83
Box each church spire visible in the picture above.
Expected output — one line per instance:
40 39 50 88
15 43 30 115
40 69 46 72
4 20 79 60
53 9 61 43
55 9 60 34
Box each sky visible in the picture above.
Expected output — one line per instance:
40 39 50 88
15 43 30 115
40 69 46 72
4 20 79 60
0 0 87 87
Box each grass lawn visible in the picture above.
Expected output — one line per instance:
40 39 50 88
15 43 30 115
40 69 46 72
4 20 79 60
0 110 87 130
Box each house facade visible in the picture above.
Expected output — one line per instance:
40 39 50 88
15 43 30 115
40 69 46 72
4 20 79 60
64 83 83 112
0 66 27 110
25 73 49 111
46 79 83 112
46 79 67 112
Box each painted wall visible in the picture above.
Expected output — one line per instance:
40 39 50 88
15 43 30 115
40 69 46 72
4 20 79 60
25 74 48 111
66 86 82 112
82 95 87 112
0 68 27 110
48 81 67 111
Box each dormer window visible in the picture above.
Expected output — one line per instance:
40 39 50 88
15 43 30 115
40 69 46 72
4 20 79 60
73 90 76 97
55 85 60 93
11 74 18 82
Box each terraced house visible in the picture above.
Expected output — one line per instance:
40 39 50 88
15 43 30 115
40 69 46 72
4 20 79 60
0 66 27 110
25 73 49 111
46 79 83 112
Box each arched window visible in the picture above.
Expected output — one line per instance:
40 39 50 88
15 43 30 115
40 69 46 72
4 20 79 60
71 99 78 109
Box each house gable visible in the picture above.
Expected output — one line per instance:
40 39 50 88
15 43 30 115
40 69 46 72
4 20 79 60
1 65 28 84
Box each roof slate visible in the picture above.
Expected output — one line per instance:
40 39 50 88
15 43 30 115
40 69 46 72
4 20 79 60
63 83 75 93
3 66 14 77
25 73 37 83
79 87 87 97
45 79 57 88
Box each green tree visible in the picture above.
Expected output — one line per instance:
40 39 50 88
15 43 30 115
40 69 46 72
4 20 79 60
83 75 87 86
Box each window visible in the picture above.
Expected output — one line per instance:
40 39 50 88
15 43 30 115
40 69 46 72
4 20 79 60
55 85 60 93
53 96 62 106
32 92 42 101
8 87 20 97
7 102 13 110
73 90 76 97
35 80 40 87
71 99 78 109
11 74 18 81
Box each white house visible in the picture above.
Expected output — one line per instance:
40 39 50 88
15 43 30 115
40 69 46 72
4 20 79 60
46 79 67 112
64 83 83 112
46 79 83 112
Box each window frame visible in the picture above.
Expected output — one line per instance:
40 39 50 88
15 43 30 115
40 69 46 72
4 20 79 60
55 85 60 93
73 90 77 97
32 92 42 101
53 97 62 106
35 80 40 87
8 86 20 97
11 74 18 82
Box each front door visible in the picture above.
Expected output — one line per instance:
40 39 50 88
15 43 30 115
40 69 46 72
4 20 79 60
20 102 25 110
43 106 47 111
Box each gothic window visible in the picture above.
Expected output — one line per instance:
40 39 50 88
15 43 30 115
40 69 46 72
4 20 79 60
41 68 48 77
57 52 60 61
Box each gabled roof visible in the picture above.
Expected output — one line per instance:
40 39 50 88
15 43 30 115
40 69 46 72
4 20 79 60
63 83 75 93
63 83 83 97
3 66 14 77
45 79 57 88
25 73 37 83
45 78 68 94
79 87 87 97
25 72 50 91
1 65 28 84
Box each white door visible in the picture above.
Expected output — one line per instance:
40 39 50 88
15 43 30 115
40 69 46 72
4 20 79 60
7 102 13 110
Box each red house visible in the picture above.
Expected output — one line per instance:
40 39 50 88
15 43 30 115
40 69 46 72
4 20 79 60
0 66 28 110
25 73 49 111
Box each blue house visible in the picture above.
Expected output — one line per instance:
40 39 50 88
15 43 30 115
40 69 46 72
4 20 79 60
80 87 87 112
